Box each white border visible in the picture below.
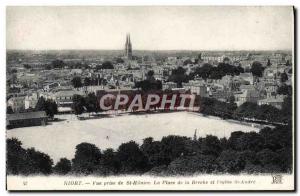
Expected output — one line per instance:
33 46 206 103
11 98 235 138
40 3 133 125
1 0 299 195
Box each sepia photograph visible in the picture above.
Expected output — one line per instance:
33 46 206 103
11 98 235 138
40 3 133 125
5 5 295 191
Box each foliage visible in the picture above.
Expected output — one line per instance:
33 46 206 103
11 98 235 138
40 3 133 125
117 141 149 173
72 142 102 175
250 61 265 77
53 158 72 175
71 76 83 88
97 61 114 69
7 138 53 175
168 66 189 87
189 63 244 80
277 85 292 96
35 97 58 118
200 97 237 119
51 59 65 69
72 94 86 115
280 72 288 83
7 123 292 176
135 79 162 92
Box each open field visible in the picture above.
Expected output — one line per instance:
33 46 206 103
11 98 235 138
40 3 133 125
6 111 259 163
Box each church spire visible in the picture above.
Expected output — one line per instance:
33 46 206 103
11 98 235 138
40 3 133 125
124 33 132 60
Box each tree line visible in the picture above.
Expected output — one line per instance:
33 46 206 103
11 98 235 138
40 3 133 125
7 122 292 176
199 95 292 124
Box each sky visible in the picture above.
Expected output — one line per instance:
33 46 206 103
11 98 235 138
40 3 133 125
6 6 294 50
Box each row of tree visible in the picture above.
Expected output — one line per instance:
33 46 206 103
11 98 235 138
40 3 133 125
199 96 292 124
7 123 292 176
168 61 270 87
48 60 114 70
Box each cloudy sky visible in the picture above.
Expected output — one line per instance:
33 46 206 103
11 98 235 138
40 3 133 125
6 6 294 50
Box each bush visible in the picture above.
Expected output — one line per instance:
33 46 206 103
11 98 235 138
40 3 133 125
159 135 190 165
7 138 28 175
217 150 245 174
97 148 120 175
199 135 222 156
141 137 164 167
7 138 53 175
167 154 217 175
72 143 101 175
256 149 282 173
117 141 149 173
54 158 72 175
26 148 53 175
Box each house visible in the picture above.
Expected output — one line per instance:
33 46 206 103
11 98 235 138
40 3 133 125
24 93 39 109
7 96 26 112
238 73 254 85
182 81 207 97
7 111 47 129
43 82 60 92
258 96 284 109
162 82 177 90
234 89 260 106
53 90 85 113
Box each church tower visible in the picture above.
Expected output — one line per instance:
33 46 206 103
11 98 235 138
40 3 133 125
124 34 132 60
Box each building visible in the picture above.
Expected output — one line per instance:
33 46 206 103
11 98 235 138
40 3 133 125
182 81 207 97
7 96 26 112
124 34 133 60
7 111 47 129
258 96 284 109
234 89 260 106
24 93 39 109
53 90 85 113
43 82 60 92
162 82 177 90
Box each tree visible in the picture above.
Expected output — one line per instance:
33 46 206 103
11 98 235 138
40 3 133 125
281 96 292 123
71 76 83 89
167 154 217 175
7 138 28 175
51 59 65 69
200 135 222 156
23 64 31 69
35 97 58 118
217 150 245 173
116 58 124 64
183 59 193 65
256 149 282 172
250 61 265 77
159 135 189 165
72 142 102 174
277 84 292 96
84 77 91 86
72 94 85 115
146 70 155 80
98 148 120 175
257 104 281 122
267 59 271 67
45 99 58 118
117 141 149 173
234 132 264 152
101 61 114 69
7 106 14 114
85 92 99 114
141 137 164 167
53 158 72 175
280 72 288 83
168 66 189 87
26 148 53 175
35 96 46 111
